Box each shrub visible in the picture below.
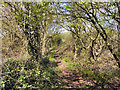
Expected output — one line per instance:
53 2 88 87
1 58 63 89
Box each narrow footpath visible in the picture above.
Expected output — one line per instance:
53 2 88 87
57 60 95 88
54 46 95 88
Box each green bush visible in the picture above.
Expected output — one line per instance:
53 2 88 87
1 58 63 89
80 68 116 88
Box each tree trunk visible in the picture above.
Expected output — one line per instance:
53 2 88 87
117 1 120 68
42 31 47 56
74 43 77 60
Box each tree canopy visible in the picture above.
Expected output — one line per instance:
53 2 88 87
1 1 120 89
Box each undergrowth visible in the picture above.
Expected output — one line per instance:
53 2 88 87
1 57 63 89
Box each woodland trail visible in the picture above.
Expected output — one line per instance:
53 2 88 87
54 46 95 88
53 46 120 89
57 60 95 88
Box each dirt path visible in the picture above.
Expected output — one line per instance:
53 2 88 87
54 46 95 88
57 60 95 88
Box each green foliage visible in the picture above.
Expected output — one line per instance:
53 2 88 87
2 2 120 89
66 62 77 71
63 58 70 62
82 69 113 84
49 57 55 62
1 58 63 89
48 46 59 59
